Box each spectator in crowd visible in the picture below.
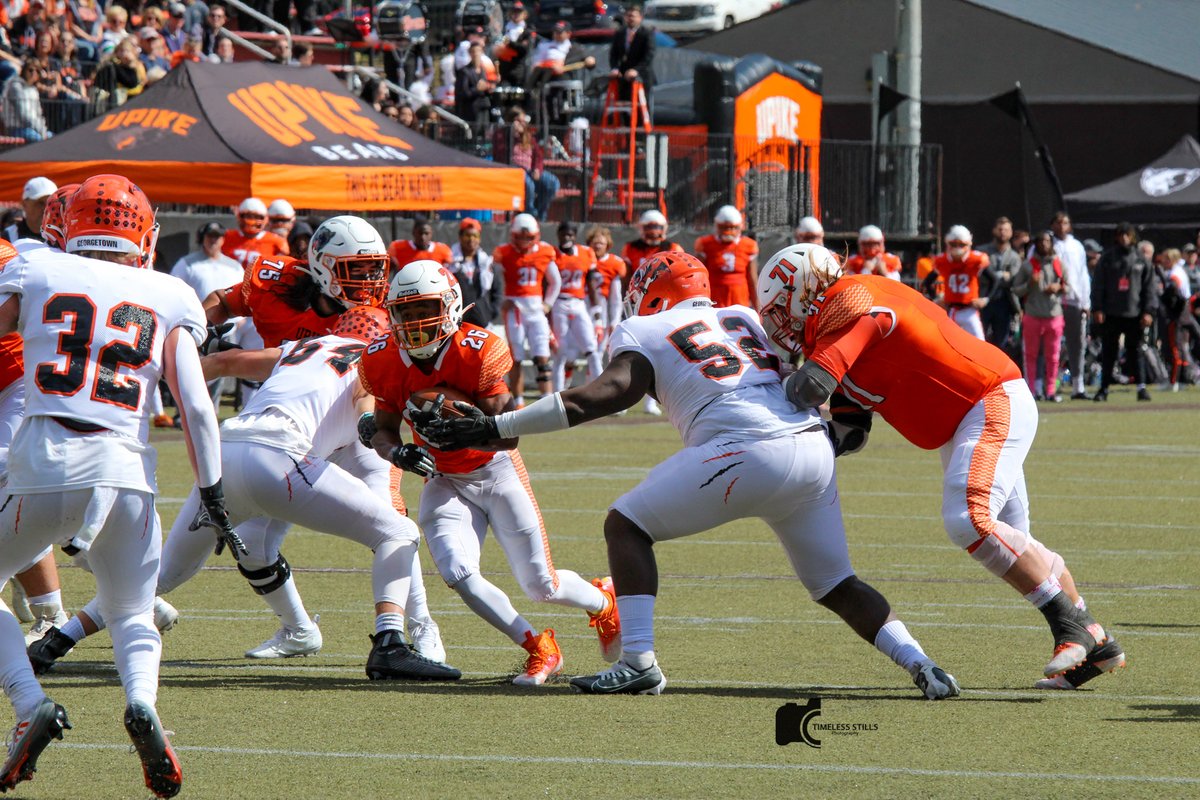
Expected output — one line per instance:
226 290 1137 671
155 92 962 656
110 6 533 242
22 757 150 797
170 221 243 303
274 0 319 36
169 33 204 68
388 216 453 273
495 0 531 86
1 59 52 141
267 35 292 65
1159 247 1198 390
3 176 55 242
454 25 489 70
978 215 1023 351
1182 242 1200 286
91 34 147 106
211 34 234 63
67 0 104 61
200 3 226 57
100 5 130 54
609 4 655 106
138 27 170 71
293 41 313 67
162 2 194 54
396 103 416 129
1092 222 1157 402
287 220 313 262
0 28 24 85
381 102 401 122
1051 212 1092 400
142 5 168 33
1083 238 1103 273
447 217 502 328
9 0 49 55
1013 231 1066 402
184 0 212 34
414 103 439 136
360 76 390 113
51 30 89 94
794 216 824 245
844 225 901 279
1012 227 1030 257
527 21 594 110
454 41 494 127
492 106 559 221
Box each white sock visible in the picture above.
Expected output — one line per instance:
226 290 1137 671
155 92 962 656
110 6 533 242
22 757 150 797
617 594 655 660
108 613 161 708
403 550 434 630
539 569 606 614
374 612 405 635
60 615 87 643
80 595 106 634
873 619 929 673
1023 575 1063 609
27 591 61 608
371 539 413 619
1075 596 1087 611
257 577 312 631
0 611 46 719
453 573 534 644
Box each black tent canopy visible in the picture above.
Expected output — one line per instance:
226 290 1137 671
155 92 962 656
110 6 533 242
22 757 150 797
1066 135 1200 227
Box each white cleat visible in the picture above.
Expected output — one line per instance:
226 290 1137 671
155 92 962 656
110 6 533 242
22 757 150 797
153 597 180 633
25 605 69 647
911 661 961 700
643 397 663 416
406 617 447 664
245 615 322 659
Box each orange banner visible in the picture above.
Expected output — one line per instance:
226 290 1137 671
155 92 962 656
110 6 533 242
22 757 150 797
733 72 822 218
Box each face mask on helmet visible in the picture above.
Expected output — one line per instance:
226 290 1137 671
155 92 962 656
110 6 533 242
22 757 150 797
946 240 971 260
40 183 78 250
332 256 389 307
307 216 390 309
757 244 843 355
859 239 883 259
387 292 459 358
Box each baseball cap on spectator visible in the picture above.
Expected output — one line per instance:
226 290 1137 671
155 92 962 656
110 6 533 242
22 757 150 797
23 177 57 201
169 2 187 17
553 20 571 32
1082 238 1102 255
198 221 226 239
512 0 524 9
458 218 482 233
139 26 161 40
1183 243 1197 254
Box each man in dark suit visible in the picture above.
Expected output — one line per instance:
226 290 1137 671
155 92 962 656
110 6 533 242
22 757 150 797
608 5 655 108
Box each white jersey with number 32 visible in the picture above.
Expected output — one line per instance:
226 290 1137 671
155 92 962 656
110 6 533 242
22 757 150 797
0 247 206 439
608 299 819 447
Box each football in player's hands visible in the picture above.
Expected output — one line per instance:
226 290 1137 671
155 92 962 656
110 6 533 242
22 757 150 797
405 386 476 421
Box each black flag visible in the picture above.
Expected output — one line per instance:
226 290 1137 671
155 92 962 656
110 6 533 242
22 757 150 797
989 85 1067 212
878 84 909 123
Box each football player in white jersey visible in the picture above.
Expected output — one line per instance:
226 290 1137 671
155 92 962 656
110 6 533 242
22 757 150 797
419 252 959 699
31 306 460 682
0 174 238 798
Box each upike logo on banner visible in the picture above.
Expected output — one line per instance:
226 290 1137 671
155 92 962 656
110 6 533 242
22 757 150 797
1139 167 1200 197
228 81 413 163
755 96 801 145
97 108 199 150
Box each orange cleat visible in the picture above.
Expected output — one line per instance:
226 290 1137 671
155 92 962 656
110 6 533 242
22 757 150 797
152 414 176 429
587 576 622 663
513 629 562 686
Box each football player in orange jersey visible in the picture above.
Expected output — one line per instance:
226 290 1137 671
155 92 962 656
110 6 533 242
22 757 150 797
266 199 296 239
360 260 619 686
843 225 902 280
551 221 603 391
794 216 824 245
932 225 990 340
388 217 453 276
622 210 683 415
494 214 560 403
758 244 1123 691
694 205 759 309
221 197 290 269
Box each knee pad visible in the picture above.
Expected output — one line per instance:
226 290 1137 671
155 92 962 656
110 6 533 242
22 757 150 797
536 363 553 383
238 554 292 595
964 524 1032 579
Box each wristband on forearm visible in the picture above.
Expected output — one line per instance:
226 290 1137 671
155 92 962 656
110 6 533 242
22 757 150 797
494 393 569 439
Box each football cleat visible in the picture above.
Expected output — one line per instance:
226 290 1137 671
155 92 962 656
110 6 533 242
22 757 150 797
0 697 71 792
245 616 322 659
154 597 180 633
24 605 68 647
587 577 622 663
124 701 182 799
10 582 32 624
911 661 961 700
406 617 447 664
365 630 462 681
1040 595 1106 677
513 629 562 686
1035 637 1126 690
26 627 76 675
643 397 663 416
570 659 667 695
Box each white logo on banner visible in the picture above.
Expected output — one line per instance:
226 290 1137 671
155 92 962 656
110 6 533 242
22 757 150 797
756 97 800 144
1139 167 1200 197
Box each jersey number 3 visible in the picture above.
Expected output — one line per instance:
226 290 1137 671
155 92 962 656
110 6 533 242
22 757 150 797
667 317 777 380
35 294 158 410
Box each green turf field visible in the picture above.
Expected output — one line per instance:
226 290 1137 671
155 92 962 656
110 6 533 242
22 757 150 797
19 385 1200 799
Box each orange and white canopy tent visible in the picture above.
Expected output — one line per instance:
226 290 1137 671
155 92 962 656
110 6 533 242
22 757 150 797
0 61 524 211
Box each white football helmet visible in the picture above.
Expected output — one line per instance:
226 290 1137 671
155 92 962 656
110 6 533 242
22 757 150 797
510 213 540 251
639 209 667 245
305 215 390 308
945 225 973 260
237 197 267 235
795 216 824 243
757 243 844 355
267 199 296 232
714 205 742 242
386 259 464 359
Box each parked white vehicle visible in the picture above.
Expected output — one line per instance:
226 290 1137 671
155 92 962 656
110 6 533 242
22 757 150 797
643 0 777 34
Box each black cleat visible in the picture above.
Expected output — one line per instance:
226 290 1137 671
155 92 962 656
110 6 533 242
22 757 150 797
1036 636 1126 690
366 630 461 681
1093 390 1108 402
1137 388 1152 402
0 698 71 792
26 627 75 675
1040 594 1106 677
124 701 182 799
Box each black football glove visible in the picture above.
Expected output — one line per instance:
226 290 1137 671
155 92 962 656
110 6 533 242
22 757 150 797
404 393 445 431
390 443 436 478
419 402 499 452
200 323 241 356
826 391 872 457
357 411 377 448
191 481 248 559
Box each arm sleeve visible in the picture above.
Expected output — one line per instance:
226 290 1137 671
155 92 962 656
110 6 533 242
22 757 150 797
542 260 561 306
607 276 623 324
170 329 222 488
808 313 889 384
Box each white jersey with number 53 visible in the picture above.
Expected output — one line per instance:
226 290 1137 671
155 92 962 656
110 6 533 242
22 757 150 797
0 247 206 439
609 299 820 447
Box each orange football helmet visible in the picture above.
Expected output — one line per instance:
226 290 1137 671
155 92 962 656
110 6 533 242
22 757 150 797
333 304 390 343
625 251 710 317
64 174 158 268
40 183 79 250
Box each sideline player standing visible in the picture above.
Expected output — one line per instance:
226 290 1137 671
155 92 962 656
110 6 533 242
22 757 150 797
621 209 683 415
0 174 236 797
361 260 620 686
419 252 959 699
494 214 560 403
221 197 290 269
551 222 602 391
694 205 759 309
932 225 990 340
756 243 1122 690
